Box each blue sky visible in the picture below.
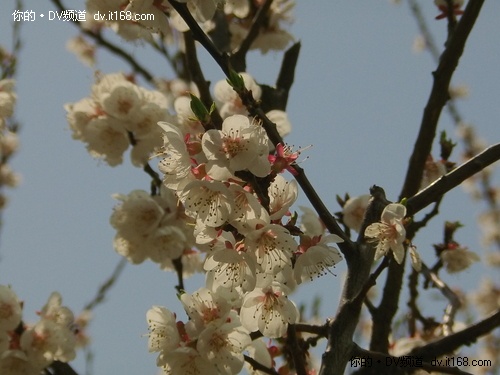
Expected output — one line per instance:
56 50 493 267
0 1 499 374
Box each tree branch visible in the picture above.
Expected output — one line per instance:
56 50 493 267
230 0 274 72
319 188 391 375
420 263 461 336
47 361 79 375
168 0 231 75
244 354 279 375
287 324 307 375
410 309 500 361
182 32 223 129
83 258 127 312
294 323 327 337
399 0 485 200
406 143 500 216
352 344 474 375
168 0 353 253
51 0 155 83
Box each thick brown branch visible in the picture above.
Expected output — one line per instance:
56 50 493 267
319 189 391 375
399 0 485 200
369 256 405 353
294 323 327 337
287 324 307 375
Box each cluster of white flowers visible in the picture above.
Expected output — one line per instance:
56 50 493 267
83 0 223 41
0 286 78 375
66 36 95 67
0 78 21 208
0 79 16 131
110 187 198 272
97 72 342 373
147 288 252 375
226 0 296 53
83 0 295 54
65 72 174 166
65 0 334 361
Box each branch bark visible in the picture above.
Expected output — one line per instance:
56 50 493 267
406 143 500 216
368 0 485 357
399 0 485 201
410 309 500 360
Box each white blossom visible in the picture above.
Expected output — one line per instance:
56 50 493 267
111 190 165 241
268 175 298 220
65 73 171 166
182 180 234 228
299 206 325 237
202 115 270 180
0 285 22 331
244 223 296 276
161 346 218 375
240 281 298 338
213 73 262 118
196 319 251 374
204 232 257 299
180 288 231 337
66 35 95 67
146 306 181 366
224 0 250 18
266 109 292 138
342 195 370 233
293 234 343 284
440 246 479 273
157 121 196 191
0 79 16 120
364 203 407 264
0 350 39 375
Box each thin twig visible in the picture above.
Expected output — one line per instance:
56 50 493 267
83 258 127 311
51 0 155 83
420 263 461 336
172 257 185 293
408 198 442 235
